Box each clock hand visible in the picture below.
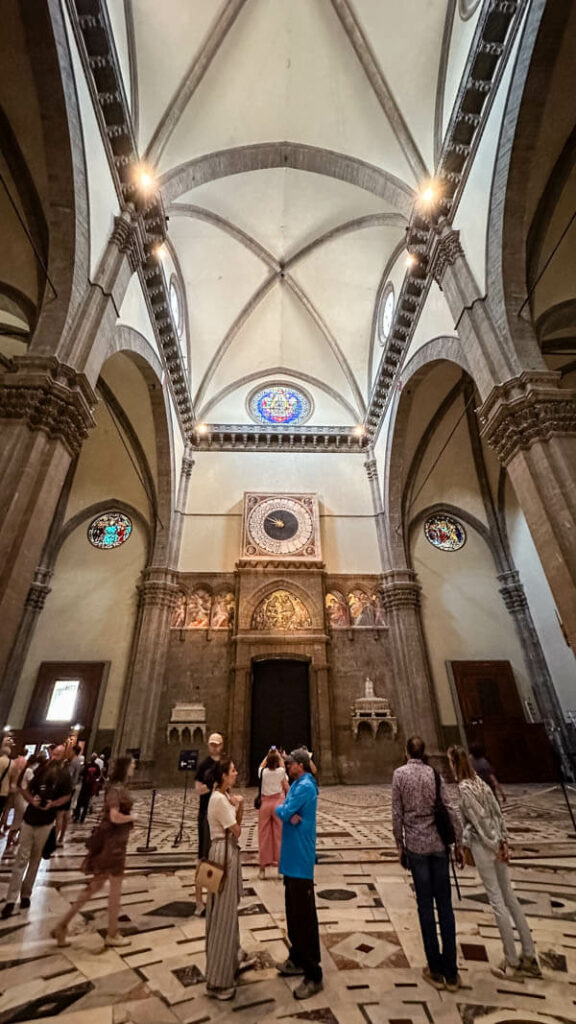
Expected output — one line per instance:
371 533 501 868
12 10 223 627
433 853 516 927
266 516 285 528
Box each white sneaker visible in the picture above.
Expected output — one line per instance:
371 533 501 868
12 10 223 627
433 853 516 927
105 933 132 948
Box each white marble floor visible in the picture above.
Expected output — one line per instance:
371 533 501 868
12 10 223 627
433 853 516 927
0 783 575 1024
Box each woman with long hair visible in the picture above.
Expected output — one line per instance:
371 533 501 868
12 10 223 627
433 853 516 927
204 755 245 1001
447 745 541 981
50 756 135 948
257 748 288 879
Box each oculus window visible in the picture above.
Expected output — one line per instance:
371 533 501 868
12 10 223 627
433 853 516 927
424 514 466 551
247 383 313 426
46 679 80 722
169 276 183 338
88 511 132 549
378 284 395 345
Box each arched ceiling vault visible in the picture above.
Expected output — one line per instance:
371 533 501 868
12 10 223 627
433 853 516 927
113 0 472 428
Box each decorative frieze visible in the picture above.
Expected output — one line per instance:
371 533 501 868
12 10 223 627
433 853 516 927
429 228 465 285
379 570 422 612
111 207 148 273
0 356 96 456
478 371 576 466
497 570 528 613
138 568 181 611
24 567 54 612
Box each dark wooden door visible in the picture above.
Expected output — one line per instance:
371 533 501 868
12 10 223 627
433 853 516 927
451 660 556 782
250 659 311 784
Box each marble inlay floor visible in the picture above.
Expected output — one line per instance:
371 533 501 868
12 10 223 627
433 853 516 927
0 783 575 1023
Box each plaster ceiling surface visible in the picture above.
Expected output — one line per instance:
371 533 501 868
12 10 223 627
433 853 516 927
112 0 474 427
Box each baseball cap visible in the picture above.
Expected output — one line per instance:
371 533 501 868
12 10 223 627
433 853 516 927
285 747 311 770
208 732 224 746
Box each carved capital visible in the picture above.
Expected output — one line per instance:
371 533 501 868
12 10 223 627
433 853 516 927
478 371 576 466
25 566 54 612
379 569 422 611
364 457 378 482
430 228 464 285
138 567 180 611
497 570 528 613
181 455 195 479
0 356 96 456
111 206 148 272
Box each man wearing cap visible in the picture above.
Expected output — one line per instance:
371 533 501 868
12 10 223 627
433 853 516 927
275 748 323 1000
194 733 224 916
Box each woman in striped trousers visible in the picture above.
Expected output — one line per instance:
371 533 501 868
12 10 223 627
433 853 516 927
205 756 244 1000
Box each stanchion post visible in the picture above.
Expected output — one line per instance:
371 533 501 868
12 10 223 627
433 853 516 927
173 772 189 847
137 788 158 853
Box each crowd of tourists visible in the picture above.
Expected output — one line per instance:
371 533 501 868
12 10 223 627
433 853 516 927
0 730 543 1003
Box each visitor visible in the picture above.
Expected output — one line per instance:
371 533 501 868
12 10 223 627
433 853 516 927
3 749 28 851
448 745 541 980
0 737 14 825
392 736 463 992
469 744 506 804
73 754 101 823
56 743 80 847
205 755 244 1000
194 731 223 916
1 744 72 918
51 755 135 948
257 747 288 878
275 747 323 1000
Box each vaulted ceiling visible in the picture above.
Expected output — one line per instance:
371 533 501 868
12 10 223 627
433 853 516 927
107 0 482 427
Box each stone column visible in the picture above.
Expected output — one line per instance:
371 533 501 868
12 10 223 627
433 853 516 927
114 566 180 779
167 446 195 567
498 569 575 776
0 567 53 726
0 358 96 688
0 207 151 692
380 569 444 752
479 371 576 651
313 658 338 784
364 448 388 568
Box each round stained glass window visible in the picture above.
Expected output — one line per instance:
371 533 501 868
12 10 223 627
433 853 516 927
247 383 312 426
379 284 395 345
424 514 466 552
88 512 132 550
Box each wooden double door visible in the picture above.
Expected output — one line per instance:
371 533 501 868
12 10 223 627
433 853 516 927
451 660 557 782
249 658 311 784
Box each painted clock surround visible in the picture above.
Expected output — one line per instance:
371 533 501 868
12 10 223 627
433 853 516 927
241 492 322 561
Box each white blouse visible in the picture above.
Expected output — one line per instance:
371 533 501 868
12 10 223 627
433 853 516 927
259 765 287 797
207 790 237 840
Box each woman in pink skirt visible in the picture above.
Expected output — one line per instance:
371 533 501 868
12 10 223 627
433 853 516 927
258 749 288 879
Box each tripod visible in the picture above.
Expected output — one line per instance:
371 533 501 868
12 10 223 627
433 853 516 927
173 771 191 847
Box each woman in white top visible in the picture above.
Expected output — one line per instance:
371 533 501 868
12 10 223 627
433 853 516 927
448 746 541 982
205 756 244 1001
257 748 288 879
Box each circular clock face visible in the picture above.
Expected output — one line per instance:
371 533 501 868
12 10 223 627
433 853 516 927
248 498 314 555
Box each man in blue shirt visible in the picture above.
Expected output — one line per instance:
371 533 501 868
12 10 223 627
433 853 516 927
275 748 323 999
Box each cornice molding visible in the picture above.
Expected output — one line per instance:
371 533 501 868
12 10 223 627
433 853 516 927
138 566 181 610
497 569 528 613
379 569 422 611
67 0 194 436
191 424 368 453
367 0 528 440
478 370 576 466
0 356 96 455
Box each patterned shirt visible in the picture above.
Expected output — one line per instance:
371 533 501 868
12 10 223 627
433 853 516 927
392 759 462 854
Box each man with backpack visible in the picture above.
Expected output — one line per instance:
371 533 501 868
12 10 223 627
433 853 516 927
1 744 72 918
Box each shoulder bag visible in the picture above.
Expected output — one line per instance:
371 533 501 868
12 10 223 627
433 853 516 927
433 769 456 849
195 831 229 894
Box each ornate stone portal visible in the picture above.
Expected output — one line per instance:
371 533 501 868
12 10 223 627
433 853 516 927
351 677 397 740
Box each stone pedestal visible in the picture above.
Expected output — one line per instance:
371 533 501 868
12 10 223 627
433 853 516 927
479 371 576 651
380 568 443 752
0 358 96 690
114 566 180 780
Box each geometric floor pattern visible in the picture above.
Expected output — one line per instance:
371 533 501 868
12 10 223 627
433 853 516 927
0 783 575 1024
